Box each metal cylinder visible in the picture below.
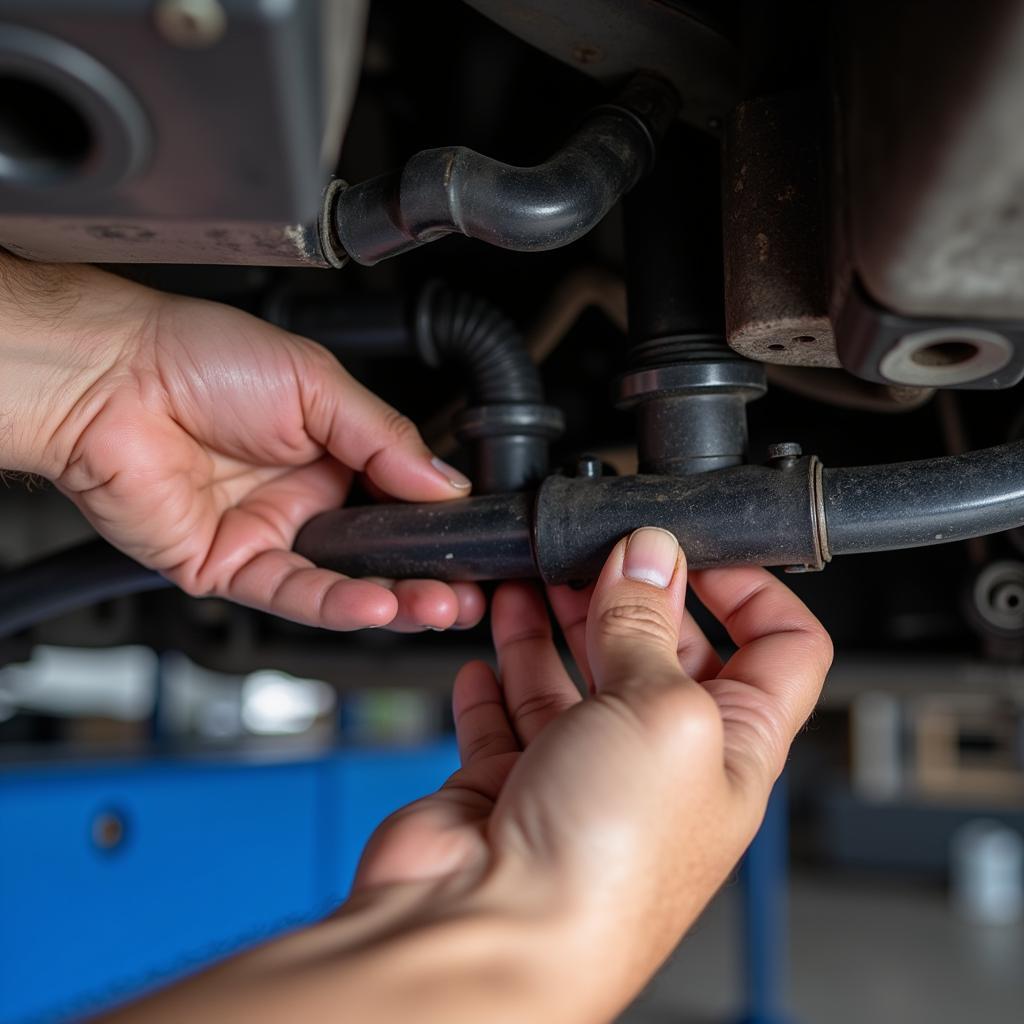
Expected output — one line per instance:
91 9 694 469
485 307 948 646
620 124 765 474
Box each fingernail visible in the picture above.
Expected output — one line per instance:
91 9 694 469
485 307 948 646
622 527 679 589
425 625 445 632
431 456 472 491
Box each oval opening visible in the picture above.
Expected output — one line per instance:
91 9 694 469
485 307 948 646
910 340 979 368
0 73 93 182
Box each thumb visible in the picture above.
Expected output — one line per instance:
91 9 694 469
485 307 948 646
299 341 473 502
586 527 689 692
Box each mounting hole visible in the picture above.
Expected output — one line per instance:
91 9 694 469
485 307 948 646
0 74 93 182
792 335 816 345
768 343 786 351
0 25 153 190
879 327 1013 386
910 340 979 368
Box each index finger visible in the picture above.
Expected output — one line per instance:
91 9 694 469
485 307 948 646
296 342 473 502
689 566 833 745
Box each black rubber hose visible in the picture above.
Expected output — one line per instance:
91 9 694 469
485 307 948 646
298 441 1024 581
331 75 679 266
269 283 543 401
9 440 1024 637
296 492 537 582
416 283 563 493
296 461 827 583
824 439 1024 555
0 539 169 640
415 283 541 404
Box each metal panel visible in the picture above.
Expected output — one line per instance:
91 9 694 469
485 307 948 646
0 0 368 265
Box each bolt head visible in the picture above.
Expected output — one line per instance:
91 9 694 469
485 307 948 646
154 0 227 49
768 442 802 461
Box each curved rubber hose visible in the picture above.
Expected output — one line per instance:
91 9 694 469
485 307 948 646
0 539 168 640
824 439 1024 555
332 75 678 266
415 284 541 404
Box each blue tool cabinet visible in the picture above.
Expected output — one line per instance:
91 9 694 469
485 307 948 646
0 742 459 1023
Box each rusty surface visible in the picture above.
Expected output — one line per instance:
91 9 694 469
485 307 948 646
2 217 328 267
723 93 839 367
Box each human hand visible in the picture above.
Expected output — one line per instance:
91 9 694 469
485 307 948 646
94 531 831 1024
355 527 832 1019
0 257 484 631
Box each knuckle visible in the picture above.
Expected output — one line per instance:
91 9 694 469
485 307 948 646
596 601 676 647
656 684 723 746
512 690 569 723
793 622 834 673
380 407 421 445
598 680 722 749
811 624 835 668
303 338 340 369
463 728 511 762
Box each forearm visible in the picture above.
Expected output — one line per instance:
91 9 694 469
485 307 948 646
0 252 152 478
94 877 606 1024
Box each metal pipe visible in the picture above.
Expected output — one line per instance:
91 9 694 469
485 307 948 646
329 75 678 266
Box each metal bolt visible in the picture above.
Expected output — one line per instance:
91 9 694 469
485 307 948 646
575 455 603 479
768 442 802 460
154 0 227 49
767 442 802 469
91 809 127 851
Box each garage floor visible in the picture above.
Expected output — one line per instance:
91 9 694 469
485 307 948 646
622 872 1024 1023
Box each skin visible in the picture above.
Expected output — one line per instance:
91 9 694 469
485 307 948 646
0 254 485 632
0 252 833 1021
98 533 831 1024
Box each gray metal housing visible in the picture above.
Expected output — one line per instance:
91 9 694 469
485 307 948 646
0 0 367 265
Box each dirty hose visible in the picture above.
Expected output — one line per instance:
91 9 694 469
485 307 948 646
5 440 1024 638
329 75 679 266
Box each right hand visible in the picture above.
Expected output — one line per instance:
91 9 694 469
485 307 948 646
354 526 833 1020
99 529 832 1024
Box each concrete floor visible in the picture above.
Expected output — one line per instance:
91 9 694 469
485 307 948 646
621 872 1024 1023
